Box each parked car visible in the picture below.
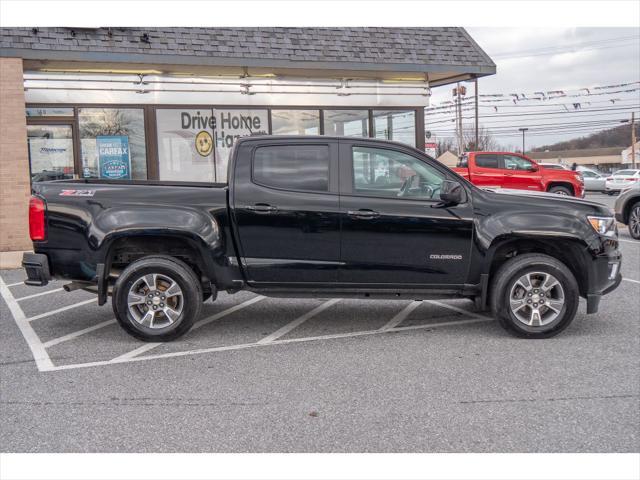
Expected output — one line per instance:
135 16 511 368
23 136 621 341
454 152 584 197
605 169 640 195
537 162 570 171
578 168 607 193
614 182 640 239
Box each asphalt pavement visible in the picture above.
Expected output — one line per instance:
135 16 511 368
1 192 638 453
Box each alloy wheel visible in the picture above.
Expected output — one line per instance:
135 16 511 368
630 205 640 238
127 273 184 329
509 271 565 327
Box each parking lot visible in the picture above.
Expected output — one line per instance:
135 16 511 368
1 193 638 453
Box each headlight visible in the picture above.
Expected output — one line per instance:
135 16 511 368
587 216 616 237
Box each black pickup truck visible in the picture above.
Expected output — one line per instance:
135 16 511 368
24 136 622 341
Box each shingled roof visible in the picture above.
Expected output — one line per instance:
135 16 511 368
0 27 495 82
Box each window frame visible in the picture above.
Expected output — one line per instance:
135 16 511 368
250 141 339 196
26 103 425 183
474 153 501 169
339 140 457 204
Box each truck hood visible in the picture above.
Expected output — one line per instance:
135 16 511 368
482 187 613 214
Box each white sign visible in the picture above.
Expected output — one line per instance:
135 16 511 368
156 109 216 182
425 141 437 158
28 138 73 173
214 109 269 181
156 108 269 182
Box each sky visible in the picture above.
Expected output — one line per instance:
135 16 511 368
426 27 640 151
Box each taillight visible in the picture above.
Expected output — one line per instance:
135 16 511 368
29 196 46 241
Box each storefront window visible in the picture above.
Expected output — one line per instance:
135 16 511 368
323 110 369 137
373 110 416 147
271 110 320 135
156 108 216 182
27 125 75 182
79 108 147 180
214 109 268 181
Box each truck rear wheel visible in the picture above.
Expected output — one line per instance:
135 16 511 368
112 256 202 342
490 253 579 338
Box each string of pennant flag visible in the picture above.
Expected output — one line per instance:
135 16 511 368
426 81 640 111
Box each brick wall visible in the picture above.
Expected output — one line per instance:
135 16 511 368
0 57 31 254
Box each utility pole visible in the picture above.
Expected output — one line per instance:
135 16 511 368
519 128 529 154
453 83 466 154
474 77 479 151
632 112 637 168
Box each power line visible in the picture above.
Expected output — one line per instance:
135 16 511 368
492 37 638 60
426 106 640 125
491 35 640 57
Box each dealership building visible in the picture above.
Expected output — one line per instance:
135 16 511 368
0 27 495 266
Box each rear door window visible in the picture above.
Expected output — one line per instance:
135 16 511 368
253 145 330 192
475 154 499 168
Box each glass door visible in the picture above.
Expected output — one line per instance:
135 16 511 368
27 125 76 182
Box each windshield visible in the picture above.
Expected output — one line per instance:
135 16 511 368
614 170 639 176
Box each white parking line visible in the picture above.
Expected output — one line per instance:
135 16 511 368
379 301 422 331
6 281 25 287
0 276 54 371
27 298 97 321
16 288 64 301
48 314 494 372
256 298 340 344
43 319 117 348
112 295 266 361
619 239 638 245
623 278 640 285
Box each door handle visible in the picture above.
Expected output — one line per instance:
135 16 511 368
246 203 278 213
347 209 380 219
504 172 514 176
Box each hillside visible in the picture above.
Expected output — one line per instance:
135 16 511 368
532 124 638 152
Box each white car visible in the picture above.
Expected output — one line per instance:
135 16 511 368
605 169 640 195
578 168 607 192
538 162 571 171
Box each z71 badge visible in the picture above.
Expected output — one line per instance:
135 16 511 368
59 189 96 197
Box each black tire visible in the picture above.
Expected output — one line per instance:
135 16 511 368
112 256 202 342
490 253 579 338
628 201 640 240
548 185 572 196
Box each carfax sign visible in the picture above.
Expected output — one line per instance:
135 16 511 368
97 136 131 179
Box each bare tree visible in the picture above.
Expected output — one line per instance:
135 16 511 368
436 138 455 157
462 125 501 152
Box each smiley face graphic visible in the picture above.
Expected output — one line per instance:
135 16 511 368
195 130 213 157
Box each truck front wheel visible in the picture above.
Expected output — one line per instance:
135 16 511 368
490 253 579 338
548 185 572 196
112 256 202 342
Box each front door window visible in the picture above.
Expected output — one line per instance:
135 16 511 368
352 146 444 200
27 125 75 182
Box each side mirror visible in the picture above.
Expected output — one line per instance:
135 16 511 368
439 180 466 205
529 164 539 172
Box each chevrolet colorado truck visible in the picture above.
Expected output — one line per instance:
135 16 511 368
454 151 584 197
23 136 621 341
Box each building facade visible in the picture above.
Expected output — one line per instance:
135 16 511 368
0 27 495 266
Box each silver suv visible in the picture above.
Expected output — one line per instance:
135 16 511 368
614 183 640 240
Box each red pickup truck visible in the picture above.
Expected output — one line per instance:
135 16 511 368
453 152 584 197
